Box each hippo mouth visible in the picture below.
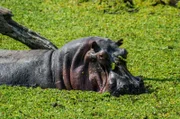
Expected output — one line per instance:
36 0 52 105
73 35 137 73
86 49 110 92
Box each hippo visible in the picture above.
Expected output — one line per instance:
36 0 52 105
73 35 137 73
0 37 145 96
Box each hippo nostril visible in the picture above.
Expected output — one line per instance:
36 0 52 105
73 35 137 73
136 77 144 87
134 76 144 87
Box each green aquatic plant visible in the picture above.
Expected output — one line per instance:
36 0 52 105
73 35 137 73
111 62 116 70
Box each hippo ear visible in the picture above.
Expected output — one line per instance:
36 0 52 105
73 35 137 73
91 41 100 52
115 39 123 46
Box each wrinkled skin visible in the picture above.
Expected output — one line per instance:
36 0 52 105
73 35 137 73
0 37 145 96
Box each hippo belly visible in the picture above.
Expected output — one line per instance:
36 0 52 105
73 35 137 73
0 50 55 88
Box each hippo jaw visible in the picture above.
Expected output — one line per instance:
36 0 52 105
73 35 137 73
88 61 109 92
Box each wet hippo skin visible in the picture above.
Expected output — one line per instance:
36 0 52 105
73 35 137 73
0 37 145 96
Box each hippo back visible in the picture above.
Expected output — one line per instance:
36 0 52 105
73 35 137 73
0 50 55 88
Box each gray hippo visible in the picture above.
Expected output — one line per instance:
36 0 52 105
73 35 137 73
0 37 145 96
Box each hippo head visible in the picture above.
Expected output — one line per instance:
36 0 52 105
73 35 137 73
59 37 145 96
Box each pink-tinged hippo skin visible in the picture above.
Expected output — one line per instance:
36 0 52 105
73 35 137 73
0 37 145 96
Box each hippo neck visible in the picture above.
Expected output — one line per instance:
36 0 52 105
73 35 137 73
51 50 66 89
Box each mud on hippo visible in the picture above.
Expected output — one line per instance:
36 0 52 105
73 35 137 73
0 37 145 96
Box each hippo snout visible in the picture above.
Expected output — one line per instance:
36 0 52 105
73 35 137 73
108 70 145 97
125 76 145 94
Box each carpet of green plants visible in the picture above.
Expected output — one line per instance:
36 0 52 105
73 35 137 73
0 0 180 118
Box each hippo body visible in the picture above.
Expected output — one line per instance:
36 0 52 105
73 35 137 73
0 37 145 96
0 50 55 88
